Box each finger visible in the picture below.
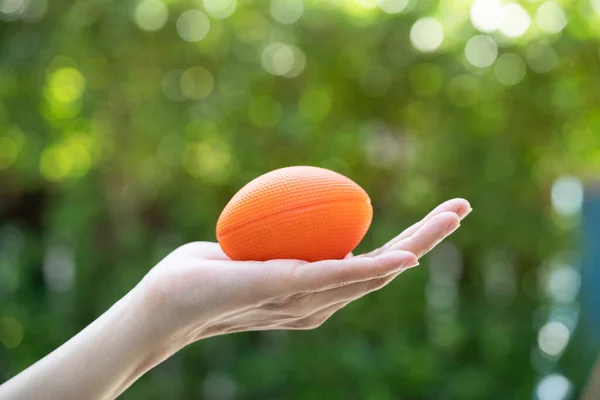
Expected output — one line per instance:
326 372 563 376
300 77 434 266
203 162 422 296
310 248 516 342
371 198 469 256
221 246 413 302
344 252 354 260
382 211 460 258
303 263 409 311
287 250 418 293
388 198 468 241
362 198 470 258
234 259 411 324
179 241 231 261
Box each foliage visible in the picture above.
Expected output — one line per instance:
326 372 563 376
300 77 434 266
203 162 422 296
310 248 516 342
1 0 598 398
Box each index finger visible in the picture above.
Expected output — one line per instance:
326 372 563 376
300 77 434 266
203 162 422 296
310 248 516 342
289 250 418 293
363 198 470 258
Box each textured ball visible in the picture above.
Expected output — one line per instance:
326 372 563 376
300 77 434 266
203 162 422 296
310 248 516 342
216 166 373 262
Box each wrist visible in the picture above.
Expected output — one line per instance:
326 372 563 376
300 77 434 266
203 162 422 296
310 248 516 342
82 286 188 398
134 267 218 347
125 284 188 365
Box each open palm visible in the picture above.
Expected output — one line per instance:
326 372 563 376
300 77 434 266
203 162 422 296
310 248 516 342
140 198 471 347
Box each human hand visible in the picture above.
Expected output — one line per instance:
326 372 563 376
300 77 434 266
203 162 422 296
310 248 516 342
0 199 471 400
139 198 472 349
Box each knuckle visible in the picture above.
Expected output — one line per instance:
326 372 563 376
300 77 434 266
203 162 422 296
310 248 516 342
172 242 207 257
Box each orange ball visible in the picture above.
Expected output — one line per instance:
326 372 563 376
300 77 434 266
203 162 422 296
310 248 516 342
216 166 373 262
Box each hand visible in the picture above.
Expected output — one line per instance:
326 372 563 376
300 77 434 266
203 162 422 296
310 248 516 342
0 198 471 400
139 198 472 348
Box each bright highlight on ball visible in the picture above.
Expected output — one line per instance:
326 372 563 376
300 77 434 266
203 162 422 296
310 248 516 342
216 166 373 262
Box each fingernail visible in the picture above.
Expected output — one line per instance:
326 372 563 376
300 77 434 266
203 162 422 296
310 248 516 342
444 220 460 236
396 254 419 270
458 206 473 219
402 261 420 270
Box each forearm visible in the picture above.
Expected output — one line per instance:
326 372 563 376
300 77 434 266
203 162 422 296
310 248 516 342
0 287 179 400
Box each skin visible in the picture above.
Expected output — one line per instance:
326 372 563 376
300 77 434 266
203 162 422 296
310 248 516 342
0 198 471 400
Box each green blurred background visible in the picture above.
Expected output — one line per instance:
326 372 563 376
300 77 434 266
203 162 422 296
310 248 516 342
0 0 598 398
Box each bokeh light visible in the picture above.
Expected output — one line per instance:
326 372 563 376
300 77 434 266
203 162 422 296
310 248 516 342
364 127 408 169
21 0 48 23
377 0 409 14
162 70 186 101
0 136 19 170
262 43 296 76
202 372 237 400
410 17 444 52
182 130 233 183
299 86 332 123
551 176 583 217
283 47 306 78
233 11 267 43
494 53 527 85
0 0 26 19
180 67 214 100
427 242 463 346
465 35 498 68
537 321 570 357
499 3 531 38
261 43 305 78
535 374 572 400
351 0 379 10
134 0 168 32
270 0 304 24
536 1 567 35
526 41 558 73
177 10 210 42
483 252 516 302
203 0 237 19
547 265 581 303
47 67 86 104
39 145 72 182
470 0 504 33
43 245 76 292
0 316 23 349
